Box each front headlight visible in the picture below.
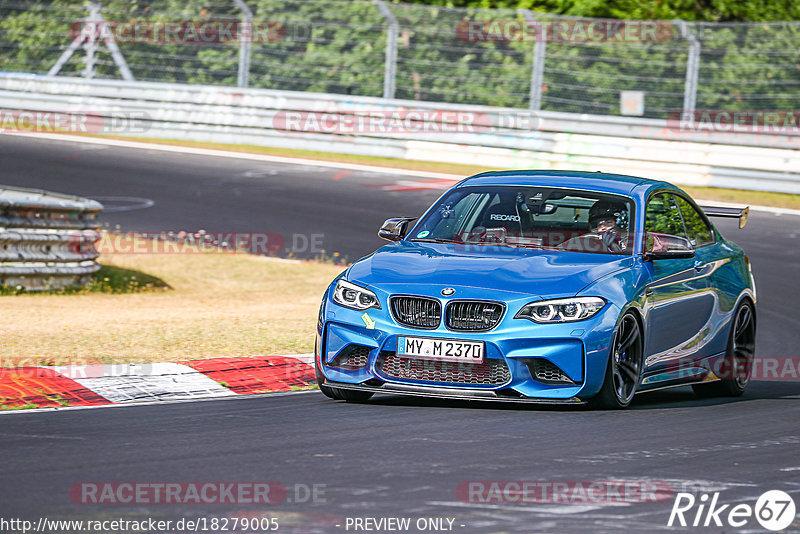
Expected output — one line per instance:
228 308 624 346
515 297 605 323
318 294 325 325
332 279 381 311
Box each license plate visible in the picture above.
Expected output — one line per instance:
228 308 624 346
397 336 484 364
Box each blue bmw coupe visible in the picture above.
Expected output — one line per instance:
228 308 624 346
315 171 756 408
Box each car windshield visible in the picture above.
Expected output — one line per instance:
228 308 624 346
409 186 635 255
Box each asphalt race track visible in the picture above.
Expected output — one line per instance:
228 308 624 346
0 135 445 261
2 135 800 533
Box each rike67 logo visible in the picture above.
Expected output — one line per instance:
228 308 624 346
668 490 796 531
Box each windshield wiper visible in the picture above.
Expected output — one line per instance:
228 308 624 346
409 237 459 244
509 243 546 249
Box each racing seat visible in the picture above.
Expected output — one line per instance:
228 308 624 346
481 205 523 234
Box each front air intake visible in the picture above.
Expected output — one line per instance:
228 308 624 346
329 345 371 369
524 358 576 385
377 351 511 386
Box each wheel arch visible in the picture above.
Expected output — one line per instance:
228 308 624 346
733 290 757 331
583 303 645 401
616 303 646 359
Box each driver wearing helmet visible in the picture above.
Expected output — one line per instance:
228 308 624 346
559 200 630 253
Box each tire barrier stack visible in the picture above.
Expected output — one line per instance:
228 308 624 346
0 186 103 291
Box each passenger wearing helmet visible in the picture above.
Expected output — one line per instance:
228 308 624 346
559 200 630 253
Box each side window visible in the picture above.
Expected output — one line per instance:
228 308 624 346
645 193 687 238
674 196 715 247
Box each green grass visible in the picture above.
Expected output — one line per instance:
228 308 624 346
86 265 171 294
0 265 170 296
0 403 39 411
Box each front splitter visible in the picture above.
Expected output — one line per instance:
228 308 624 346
324 380 586 405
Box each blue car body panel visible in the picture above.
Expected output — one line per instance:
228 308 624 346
316 171 756 402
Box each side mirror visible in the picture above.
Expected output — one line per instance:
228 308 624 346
378 217 417 242
643 232 695 260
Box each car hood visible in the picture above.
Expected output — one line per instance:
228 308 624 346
347 241 633 299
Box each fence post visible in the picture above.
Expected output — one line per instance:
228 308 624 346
90 0 134 80
374 0 398 99
48 0 134 80
520 9 545 112
675 20 700 114
233 0 253 88
81 1 101 78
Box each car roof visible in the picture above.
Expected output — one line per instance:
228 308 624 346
457 170 672 197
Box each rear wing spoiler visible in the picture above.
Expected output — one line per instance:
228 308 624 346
699 205 749 229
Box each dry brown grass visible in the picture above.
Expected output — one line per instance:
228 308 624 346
1 251 343 366
682 186 800 210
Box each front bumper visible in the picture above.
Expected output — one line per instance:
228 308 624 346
323 380 586 404
317 289 620 401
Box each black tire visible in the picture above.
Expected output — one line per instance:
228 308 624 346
315 356 374 402
591 312 643 409
693 300 756 398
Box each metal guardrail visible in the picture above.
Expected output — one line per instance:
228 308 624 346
4 73 800 150
1 73 799 194
0 186 103 291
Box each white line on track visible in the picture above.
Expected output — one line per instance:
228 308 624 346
89 196 155 212
0 432 88 440
2 132 463 180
